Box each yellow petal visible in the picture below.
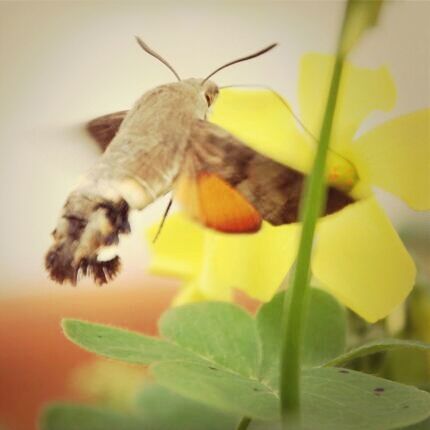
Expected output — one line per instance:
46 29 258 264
352 109 430 210
147 214 299 304
210 87 359 192
196 222 299 302
312 197 416 322
210 88 314 173
146 213 204 280
299 53 396 150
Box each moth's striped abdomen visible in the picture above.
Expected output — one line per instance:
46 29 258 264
45 192 130 285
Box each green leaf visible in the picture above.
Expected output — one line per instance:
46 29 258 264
40 404 143 430
153 365 430 428
152 360 279 420
323 338 430 367
301 289 346 367
301 368 430 430
257 289 346 386
340 0 384 55
63 302 259 375
253 368 430 430
63 304 267 420
62 319 194 365
136 384 237 430
159 302 259 376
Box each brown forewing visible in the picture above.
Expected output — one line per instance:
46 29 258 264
187 119 354 226
86 110 128 151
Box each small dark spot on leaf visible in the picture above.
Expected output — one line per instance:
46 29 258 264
253 387 261 392
402 405 409 409
338 369 349 374
209 366 218 371
373 387 385 395
97 335 103 339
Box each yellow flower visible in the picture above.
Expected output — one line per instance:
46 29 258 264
146 53 429 323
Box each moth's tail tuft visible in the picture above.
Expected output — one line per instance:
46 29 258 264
45 195 130 285
45 248 121 285
82 256 122 285
45 243 78 285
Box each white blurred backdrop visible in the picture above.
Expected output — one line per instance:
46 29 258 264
0 0 428 295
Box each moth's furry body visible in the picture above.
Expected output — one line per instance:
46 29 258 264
46 79 218 284
84 79 212 207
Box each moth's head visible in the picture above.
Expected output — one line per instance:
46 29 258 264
201 80 219 107
182 78 219 114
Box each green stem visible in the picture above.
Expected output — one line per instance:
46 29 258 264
236 417 252 430
280 11 350 430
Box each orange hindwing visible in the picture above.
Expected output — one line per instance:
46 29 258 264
175 171 262 233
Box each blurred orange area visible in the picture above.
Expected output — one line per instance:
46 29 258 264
0 280 259 430
0 279 178 430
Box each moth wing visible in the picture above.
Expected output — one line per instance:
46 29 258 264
86 110 128 151
175 148 262 233
174 119 353 232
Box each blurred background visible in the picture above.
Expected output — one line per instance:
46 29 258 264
0 1 429 429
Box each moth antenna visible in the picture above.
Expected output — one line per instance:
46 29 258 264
135 36 181 82
153 197 173 243
201 43 278 85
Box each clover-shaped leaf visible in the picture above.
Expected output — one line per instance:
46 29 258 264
257 288 347 387
323 338 430 367
62 288 430 428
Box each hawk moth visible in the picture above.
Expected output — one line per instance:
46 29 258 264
45 38 353 285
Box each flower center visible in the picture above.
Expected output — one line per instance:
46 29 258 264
325 151 359 193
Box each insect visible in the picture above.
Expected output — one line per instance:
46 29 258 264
45 37 353 285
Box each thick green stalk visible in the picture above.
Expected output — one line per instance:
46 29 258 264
280 55 344 428
236 417 252 430
280 11 350 430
